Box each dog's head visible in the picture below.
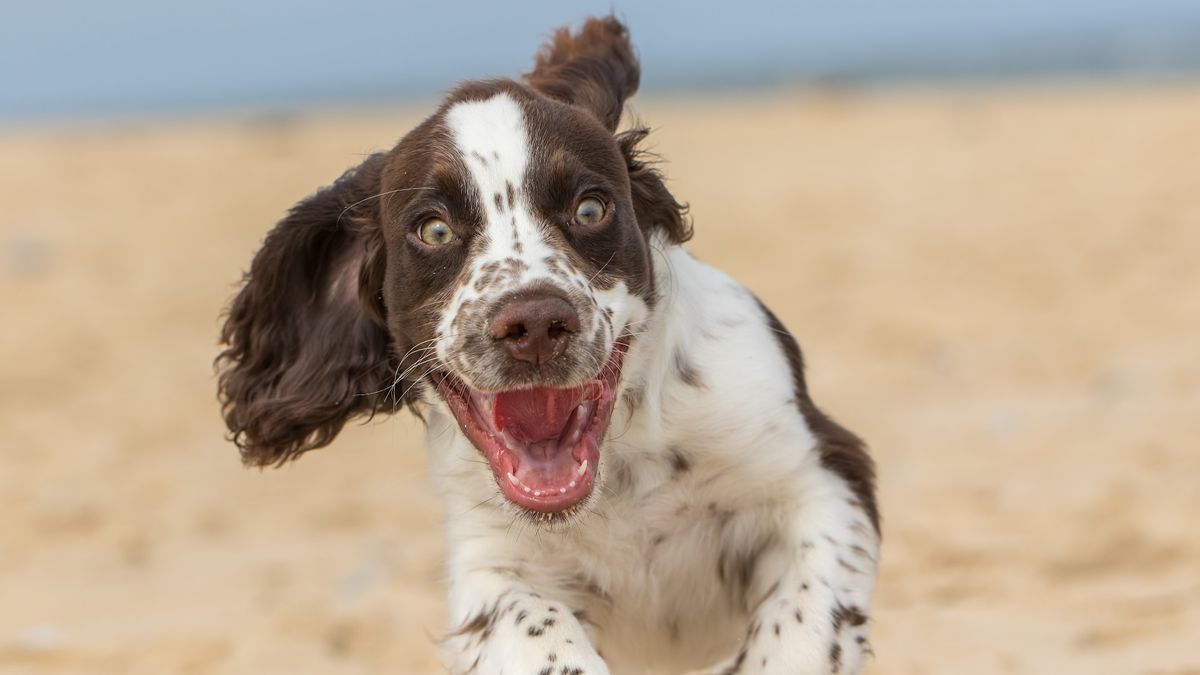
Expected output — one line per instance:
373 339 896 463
218 17 688 516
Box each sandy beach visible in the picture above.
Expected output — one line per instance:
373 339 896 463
2 84 1198 674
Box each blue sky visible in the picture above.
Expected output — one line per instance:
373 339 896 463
3 0 1199 121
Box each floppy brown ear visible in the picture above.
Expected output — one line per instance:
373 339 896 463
524 16 640 132
617 127 692 244
217 152 396 467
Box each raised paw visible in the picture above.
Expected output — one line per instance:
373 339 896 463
442 597 608 675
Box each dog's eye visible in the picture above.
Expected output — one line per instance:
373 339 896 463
573 197 606 226
418 218 456 246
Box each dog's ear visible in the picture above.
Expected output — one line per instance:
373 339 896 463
217 152 395 467
617 127 692 244
524 16 640 132
526 18 691 244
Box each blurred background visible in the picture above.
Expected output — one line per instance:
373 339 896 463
2 1 1198 673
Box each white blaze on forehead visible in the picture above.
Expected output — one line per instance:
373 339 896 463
444 93 555 264
445 93 529 212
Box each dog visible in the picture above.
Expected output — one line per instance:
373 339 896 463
218 17 878 675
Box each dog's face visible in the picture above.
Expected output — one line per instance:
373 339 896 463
381 82 654 513
218 18 689 517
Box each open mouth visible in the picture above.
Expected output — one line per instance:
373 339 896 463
433 341 627 514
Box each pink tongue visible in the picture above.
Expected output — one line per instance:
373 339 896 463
493 383 601 443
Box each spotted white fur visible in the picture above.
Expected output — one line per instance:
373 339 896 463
427 234 878 673
397 93 881 674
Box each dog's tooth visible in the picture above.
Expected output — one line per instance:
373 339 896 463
577 459 588 476
507 472 519 485
565 427 583 447
559 487 566 494
534 490 542 497
523 486 531 494
568 480 577 488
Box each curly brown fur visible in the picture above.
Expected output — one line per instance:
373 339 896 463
216 153 395 467
524 15 640 132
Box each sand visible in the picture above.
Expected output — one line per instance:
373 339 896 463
2 84 1198 674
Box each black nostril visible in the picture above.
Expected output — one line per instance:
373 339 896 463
547 320 569 340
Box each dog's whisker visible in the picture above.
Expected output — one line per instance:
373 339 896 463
336 186 436 227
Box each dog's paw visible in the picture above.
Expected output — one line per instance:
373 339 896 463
520 645 609 675
442 601 609 675
690 624 869 675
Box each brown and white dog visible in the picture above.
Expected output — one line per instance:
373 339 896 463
218 17 878 675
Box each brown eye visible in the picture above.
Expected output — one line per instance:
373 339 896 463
418 218 456 246
573 197 606 226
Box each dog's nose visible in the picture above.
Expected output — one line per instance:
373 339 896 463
489 295 580 366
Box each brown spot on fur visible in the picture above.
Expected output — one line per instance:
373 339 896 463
755 298 879 534
450 605 498 639
850 544 874 561
751 581 780 613
833 604 868 629
668 446 691 475
506 181 517 209
839 558 865 575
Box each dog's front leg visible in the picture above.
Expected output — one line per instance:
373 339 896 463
702 476 880 675
440 569 609 675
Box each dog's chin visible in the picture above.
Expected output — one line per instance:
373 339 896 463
433 340 628 517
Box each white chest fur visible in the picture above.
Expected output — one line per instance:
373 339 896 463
427 247 878 674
